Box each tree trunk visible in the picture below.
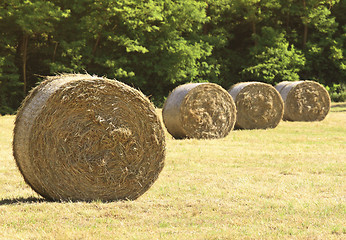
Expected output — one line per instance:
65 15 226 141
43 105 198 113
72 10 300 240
53 41 58 62
92 34 101 55
302 0 308 47
22 34 29 94
303 23 308 47
286 12 290 30
252 21 257 46
203 3 209 35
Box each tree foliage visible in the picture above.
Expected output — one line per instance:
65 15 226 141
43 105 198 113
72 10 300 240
242 27 306 84
0 0 345 114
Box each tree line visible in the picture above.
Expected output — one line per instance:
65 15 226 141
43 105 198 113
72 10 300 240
0 0 345 114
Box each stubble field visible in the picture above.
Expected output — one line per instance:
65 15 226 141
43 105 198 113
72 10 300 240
0 103 345 239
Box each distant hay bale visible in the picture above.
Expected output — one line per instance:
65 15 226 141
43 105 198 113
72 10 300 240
13 74 165 201
228 82 284 129
162 83 236 139
274 80 331 121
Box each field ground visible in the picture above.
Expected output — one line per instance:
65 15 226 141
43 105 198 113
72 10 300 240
0 103 345 239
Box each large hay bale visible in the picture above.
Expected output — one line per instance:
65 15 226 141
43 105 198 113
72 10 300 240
274 80 331 121
162 83 236 139
228 82 284 129
13 74 165 201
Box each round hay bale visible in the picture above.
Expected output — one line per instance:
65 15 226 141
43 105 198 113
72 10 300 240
274 80 331 121
13 74 165 201
228 82 284 129
162 83 236 139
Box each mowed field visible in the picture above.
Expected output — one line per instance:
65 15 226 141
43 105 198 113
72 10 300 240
0 103 345 240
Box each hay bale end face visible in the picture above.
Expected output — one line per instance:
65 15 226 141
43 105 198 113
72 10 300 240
274 80 331 121
162 83 236 139
13 74 166 201
228 82 284 129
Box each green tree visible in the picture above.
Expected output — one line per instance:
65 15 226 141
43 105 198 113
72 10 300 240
299 1 344 85
1 0 345 114
203 0 287 87
0 0 69 114
242 27 305 84
0 2 20 114
50 0 212 104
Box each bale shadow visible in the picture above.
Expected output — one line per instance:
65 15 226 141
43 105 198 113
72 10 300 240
0 196 52 205
331 103 346 112
331 110 346 112
0 196 125 205
331 103 346 108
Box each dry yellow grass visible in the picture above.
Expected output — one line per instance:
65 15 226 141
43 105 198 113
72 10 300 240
0 103 345 239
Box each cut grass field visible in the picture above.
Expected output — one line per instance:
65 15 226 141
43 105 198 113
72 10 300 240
0 103 345 239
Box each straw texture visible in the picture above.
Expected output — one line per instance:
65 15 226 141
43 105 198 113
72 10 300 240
13 74 165 201
162 83 236 139
275 80 330 121
228 82 284 129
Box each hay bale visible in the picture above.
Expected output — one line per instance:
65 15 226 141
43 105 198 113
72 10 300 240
162 83 236 139
274 80 331 121
13 74 166 201
228 82 284 129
